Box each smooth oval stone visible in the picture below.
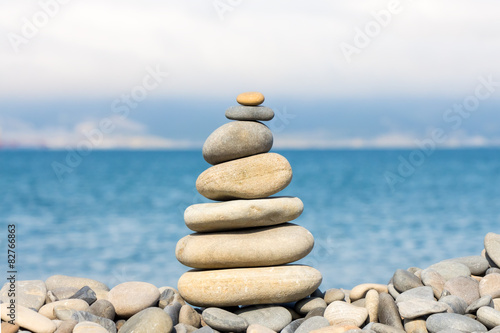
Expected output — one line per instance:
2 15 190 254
466 295 494 314
119 307 172 333
295 297 327 315
295 316 329 333
176 223 314 269
237 92 265 106
443 276 480 305
178 265 322 307
203 121 273 165
73 322 108 333
0 303 57 333
39 299 89 319
247 323 276 333
202 307 248 332
0 280 46 311
392 269 424 293
439 295 468 314
196 153 292 200
45 275 109 292
479 273 500 298
236 305 292 331
88 299 115 320
282 318 305 333
165 301 183 326
378 293 404 330
323 301 368 327
397 299 448 319
395 286 434 304
477 306 500 329
179 304 201 328
485 232 500 267
426 262 471 281
108 282 160 317
184 197 303 232
365 289 379 323
324 289 345 304
1 322 20 333
426 313 487 332
421 269 445 299
403 318 427 333
349 284 388 301
487 267 500 275
226 106 274 121
444 256 490 276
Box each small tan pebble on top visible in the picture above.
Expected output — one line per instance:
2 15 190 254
237 92 265 106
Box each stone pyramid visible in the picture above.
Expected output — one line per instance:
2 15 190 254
176 92 322 307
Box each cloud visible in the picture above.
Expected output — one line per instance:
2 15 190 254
1 0 499 99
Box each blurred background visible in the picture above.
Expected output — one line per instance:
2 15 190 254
1 0 499 289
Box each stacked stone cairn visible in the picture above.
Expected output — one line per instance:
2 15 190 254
176 92 323 308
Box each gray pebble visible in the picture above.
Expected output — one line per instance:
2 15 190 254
443 256 490 276
426 313 487 332
281 318 305 333
392 269 424 293
225 105 274 121
476 306 500 329
387 283 400 300
487 268 500 275
159 289 177 309
370 323 405 333
426 262 471 281
88 299 115 320
439 295 468 315
304 307 325 319
202 307 248 333
236 305 292 332
378 293 404 330
295 297 327 316
443 276 480 305
485 232 500 268
466 295 494 314
294 316 329 333
69 286 97 305
324 288 345 304
165 301 183 326
395 286 434 304
397 298 448 319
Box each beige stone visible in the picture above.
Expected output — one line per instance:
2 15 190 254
247 323 276 333
73 321 108 333
45 275 109 292
176 223 314 269
1 280 46 311
237 92 265 106
196 153 292 200
310 325 360 333
118 307 173 333
349 284 388 301
38 299 89 319
403 318 428 333
324 289 346 304
0 303 56 333
1 321 20 333
203 121 273 165
178 265 322 307
54 320 78 333
179 304 201 327
421 269 445 299
108 281 160 317
184 197 304 232
479 273 500 299
365 289 379 323
494 298 500 310
323 301 368 327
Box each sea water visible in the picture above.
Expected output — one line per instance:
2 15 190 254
1 149 499 289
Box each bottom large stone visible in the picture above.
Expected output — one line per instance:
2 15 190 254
177 265 322 307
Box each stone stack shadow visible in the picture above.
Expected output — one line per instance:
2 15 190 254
176 92 322 307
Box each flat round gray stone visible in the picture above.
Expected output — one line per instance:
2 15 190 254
426 313 487 332
88 299 115 320
294 316 329 333
226 105 274 121
176 223 314 269
324 288 345 304
466 295 494 314
485 232 500 267
236 305 292 331
392 269 423 293
477 306 500 329
184 197 303 232
443 256 490 276
443 276 480 305
439 295 468 314
378 293 404 330
426 262 471 281
202 307 248 332
397 299 448 319
203 121 273 165
0 280 46 311
119 307 173 333
164 301 183 326
294 297 327 316
395 286 434 304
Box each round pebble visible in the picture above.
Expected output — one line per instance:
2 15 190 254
45 275 109 292
236 305 292 332
477 306 500 329
426 262 471 281
444 256 490 276
73 321 108 333
176 223 314 269
485 232 500 267
323 301 368 327
295 316 330 333
184 197 303 232
395 286 434 304
196 153 292 200
0 303 57 333
226 105 274 121
108 281 160 317
466 295 494 314
203 121 273 165
392 269 423 293
443 276 480 305
88 299 115 320
119 307 173 333
295 297 327 315
178 265 322 307
426 313 487 332
324 288 345 304
237 92 265 106
179 304 201 328
38 299 89 319
479 273 500 298
202 308 248 332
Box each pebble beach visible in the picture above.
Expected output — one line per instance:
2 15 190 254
2 93 500 332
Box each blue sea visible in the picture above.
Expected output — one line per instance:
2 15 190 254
1 149 499 290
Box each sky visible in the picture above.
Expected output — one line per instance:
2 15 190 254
1 0 499 149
